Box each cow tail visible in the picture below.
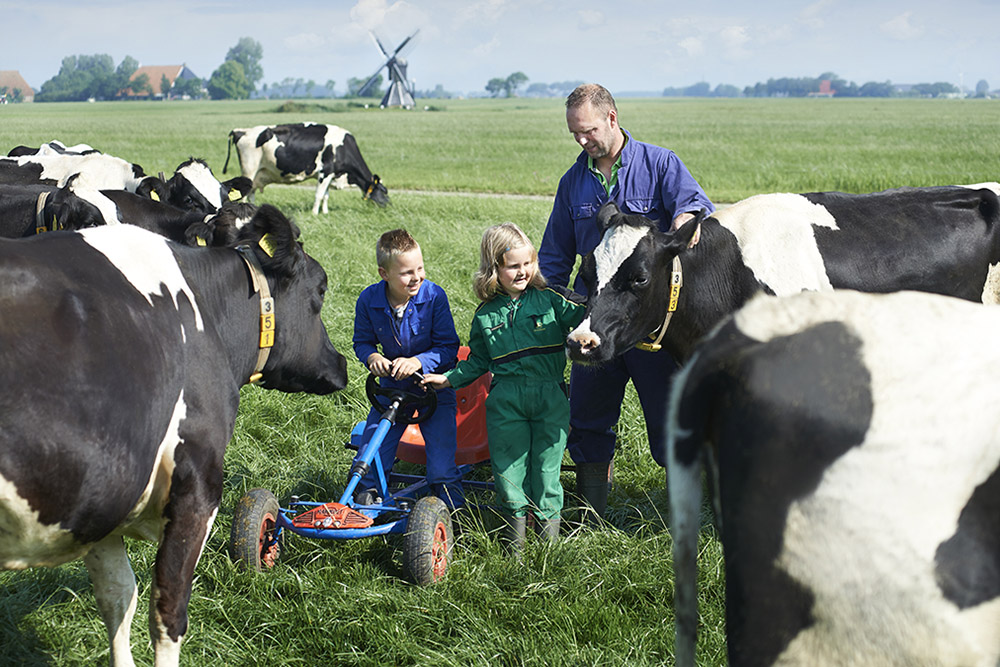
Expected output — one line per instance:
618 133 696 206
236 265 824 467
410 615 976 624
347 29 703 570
667 352 709 667
223 131 234 174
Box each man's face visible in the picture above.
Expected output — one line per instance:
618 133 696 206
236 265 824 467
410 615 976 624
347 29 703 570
566 101 619 160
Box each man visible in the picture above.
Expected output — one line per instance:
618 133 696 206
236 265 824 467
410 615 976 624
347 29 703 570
538 83 714 520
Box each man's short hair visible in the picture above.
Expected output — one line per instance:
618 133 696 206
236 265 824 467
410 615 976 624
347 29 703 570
376 228 419 269
566 83 617 115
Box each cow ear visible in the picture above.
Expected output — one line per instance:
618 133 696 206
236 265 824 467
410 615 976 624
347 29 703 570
136 176 168 203
235 204 302 274
667 208 708 251
223 176 253 200
597 201 621 232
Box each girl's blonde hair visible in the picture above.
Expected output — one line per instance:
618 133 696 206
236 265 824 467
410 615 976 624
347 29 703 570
472 222 547 301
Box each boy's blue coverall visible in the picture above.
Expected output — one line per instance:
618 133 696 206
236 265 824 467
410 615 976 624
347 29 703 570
353 279 464 508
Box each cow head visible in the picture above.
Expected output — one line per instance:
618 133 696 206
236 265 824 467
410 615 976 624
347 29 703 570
363 174 390 207
566 201 703 364
229 204 348 393
159 158 252 215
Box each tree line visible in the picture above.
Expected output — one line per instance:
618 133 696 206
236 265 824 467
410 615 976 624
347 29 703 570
667 72 986 98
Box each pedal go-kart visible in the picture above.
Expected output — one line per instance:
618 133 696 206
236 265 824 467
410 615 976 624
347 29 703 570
229 348 491 585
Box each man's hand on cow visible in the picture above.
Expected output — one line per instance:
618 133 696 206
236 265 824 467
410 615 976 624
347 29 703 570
673 212 701 247
389 356 422 380
367 353 393 377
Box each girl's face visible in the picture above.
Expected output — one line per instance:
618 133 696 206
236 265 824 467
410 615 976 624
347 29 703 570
498 245 535 298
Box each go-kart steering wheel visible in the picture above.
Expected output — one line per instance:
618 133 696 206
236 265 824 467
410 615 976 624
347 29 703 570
365 373 438 425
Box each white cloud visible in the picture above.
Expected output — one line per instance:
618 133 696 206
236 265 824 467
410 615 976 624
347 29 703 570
472 36 501 58
678 37 704 58
719 25 750 59
799 0 835 30
284 32 327 53
578 9 604 29
880 11 924 40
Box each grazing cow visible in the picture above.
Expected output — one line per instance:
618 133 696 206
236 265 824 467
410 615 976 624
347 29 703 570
0 204 348 666
224 122 390 214
669 289 1000 666
0 182 107 237
158 157 252 215
566 185 1000 364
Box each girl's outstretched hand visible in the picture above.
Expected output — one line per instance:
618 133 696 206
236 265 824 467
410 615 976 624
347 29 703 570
420 373 451 390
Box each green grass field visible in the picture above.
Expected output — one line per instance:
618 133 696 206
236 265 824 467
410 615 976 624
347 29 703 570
0 97 997 665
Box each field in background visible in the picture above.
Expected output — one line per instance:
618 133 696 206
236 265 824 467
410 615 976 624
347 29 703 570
0 98 996 665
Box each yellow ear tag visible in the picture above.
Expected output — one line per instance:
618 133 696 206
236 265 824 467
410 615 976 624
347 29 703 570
258 234 277 257
53 214 60 231
150 190 160 202
196 236 207 247
228 189 242 202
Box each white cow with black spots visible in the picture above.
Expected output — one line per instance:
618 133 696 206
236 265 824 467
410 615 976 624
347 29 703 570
669 289 1000 666
0 204 347 665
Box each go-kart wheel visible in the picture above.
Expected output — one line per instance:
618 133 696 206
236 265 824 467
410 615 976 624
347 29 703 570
403 496 453 586
229 488 282 572
365 373 437 425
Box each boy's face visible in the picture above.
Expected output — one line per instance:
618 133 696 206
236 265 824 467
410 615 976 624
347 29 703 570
379 247 425 305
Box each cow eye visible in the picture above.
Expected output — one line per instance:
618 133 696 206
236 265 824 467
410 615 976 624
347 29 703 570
632 274 649 287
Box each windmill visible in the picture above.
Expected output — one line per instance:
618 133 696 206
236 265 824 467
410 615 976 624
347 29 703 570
358 30 419 109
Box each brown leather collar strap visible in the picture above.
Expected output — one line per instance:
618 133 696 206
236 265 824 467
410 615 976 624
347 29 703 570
235 245 275 384
635 255 682 353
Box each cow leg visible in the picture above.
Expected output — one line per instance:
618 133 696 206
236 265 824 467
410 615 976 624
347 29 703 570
83 534 138 667
314 174 335 214
148 484 220 667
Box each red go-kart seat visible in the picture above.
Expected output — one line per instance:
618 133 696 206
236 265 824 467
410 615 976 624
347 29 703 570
396 346 491 466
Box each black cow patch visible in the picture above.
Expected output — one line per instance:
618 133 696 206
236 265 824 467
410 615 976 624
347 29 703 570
935 463 1000 609
707 320 874 664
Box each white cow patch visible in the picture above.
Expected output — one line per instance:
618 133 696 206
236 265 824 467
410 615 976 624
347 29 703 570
80 225 204 331
593 224 650 291
68 182 121 226
713 193 838 295
12 153 144 191
960 182 1000 197
734 290 1000 665
177 162 223 211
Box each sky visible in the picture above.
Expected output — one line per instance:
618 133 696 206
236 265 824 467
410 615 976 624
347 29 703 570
4 0 1000 96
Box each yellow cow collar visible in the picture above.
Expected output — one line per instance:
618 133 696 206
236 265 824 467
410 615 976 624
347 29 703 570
235 245 275 384
635 255 682 353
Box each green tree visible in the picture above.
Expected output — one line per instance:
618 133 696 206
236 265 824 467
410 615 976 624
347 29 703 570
225 37 263 90
975 79 990 96
160 74 172 97
485 77 506 97
504 71 528 97
36 53 137 101
172 76 204 99
325 79 336 96
348 74 382 98
207 60 251 100
129 73 152 96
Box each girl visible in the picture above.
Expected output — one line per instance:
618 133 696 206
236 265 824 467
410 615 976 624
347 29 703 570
422 223 585 553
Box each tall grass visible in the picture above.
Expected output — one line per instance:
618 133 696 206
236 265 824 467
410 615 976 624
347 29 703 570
0 98 996 665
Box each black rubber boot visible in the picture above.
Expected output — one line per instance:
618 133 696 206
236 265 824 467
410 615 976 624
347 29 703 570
575 461 610 525
502 514 527 558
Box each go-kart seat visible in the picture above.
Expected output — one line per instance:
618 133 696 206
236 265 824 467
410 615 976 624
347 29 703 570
396 346 491 466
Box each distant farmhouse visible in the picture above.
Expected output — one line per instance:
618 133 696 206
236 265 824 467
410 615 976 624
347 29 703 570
0 70 34 103
127 65 199 99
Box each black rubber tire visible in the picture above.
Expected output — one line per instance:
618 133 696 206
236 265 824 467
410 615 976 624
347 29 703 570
403 496 453 585
229 488 282 572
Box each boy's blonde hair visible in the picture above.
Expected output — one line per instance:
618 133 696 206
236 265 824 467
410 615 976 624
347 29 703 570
376 228 419 269
472 222 546 301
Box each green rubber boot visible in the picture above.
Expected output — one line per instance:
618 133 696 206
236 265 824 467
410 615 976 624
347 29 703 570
502 514 527 558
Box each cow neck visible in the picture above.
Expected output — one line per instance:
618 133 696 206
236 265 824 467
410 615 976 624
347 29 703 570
234 246 275 384
635 255 683 353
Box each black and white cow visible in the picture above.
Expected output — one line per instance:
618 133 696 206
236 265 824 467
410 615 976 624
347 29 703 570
567 185 1000 364
7 139 98 157
224 122 390 214
0 204 348 666
158 157 252 215
669 289 1000 666
0 151 164 197
0 182 107 237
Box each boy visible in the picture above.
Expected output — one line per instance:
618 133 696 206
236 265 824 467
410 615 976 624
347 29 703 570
352 229 464 509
